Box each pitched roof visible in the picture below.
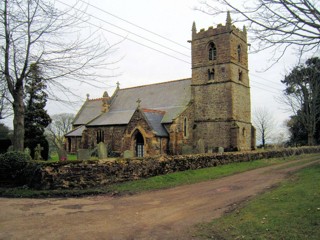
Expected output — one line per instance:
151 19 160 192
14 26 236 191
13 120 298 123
87 78 191 126
65 125 86 137
142 109 168 137
73 98 106 126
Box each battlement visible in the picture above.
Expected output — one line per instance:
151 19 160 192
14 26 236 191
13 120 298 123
192 12 247 42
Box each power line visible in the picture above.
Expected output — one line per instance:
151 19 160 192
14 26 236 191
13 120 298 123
79 0 190 51
56 0 191 64
57 1 190 58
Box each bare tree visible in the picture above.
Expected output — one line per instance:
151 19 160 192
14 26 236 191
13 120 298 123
198 0 320 63
281 57 320 145
0 0 117 151
253 107 275 147
46 113 74 151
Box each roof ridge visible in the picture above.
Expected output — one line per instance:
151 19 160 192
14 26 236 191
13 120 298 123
119 78 191 91
142 108 166 114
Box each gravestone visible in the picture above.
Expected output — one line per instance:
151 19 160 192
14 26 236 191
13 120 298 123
58 148 68 161
196 139 205 154
218 147 224 154
97 142 108 159
182 145 193 155
34 144 43 160
24 147 31 158
77 149 91 161
207 147 213 154
7 145 13 152
123 150 134 158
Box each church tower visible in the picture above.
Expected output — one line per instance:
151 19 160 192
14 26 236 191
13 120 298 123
191 12 255 151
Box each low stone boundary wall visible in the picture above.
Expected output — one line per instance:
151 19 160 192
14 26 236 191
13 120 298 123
23 146 320 190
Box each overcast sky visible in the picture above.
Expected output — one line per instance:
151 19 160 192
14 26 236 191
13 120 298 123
8 0 312 140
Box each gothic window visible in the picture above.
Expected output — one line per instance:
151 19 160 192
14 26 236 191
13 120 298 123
238 70 243 81
208 68 215 80
96 130 104 143
184 117 188 137
208 42 217 61
237 45 241 62
135 131 144 157
242 128 246 137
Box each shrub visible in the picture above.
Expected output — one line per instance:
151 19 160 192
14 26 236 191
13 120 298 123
0 151 31 182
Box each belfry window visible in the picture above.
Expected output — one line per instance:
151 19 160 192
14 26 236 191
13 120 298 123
237 45 241 62
208 68 215 80
208 42 217 60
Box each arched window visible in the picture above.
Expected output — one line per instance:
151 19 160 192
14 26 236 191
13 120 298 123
184 117 188 137
208 42 217 61
238 70 243 81
96 130 104 143
135 131 144 157
237 45 241 62
208 68 215 80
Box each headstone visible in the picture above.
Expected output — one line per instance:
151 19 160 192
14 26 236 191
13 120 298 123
182 145 193 155
218 147 224 154
207 147 213 154
123 150 134 158
7 145 13 152
24 147 31 158
58 148 68 161
77 149 91 161
97 142 108 159
34 144 43 160
196 139 205 154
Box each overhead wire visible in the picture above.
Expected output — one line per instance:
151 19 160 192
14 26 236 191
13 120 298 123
78 0 190 50
56 0 191 64
57 0 286 95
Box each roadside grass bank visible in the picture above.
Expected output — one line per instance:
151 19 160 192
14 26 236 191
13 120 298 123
0 153 319 198
194 163 320 240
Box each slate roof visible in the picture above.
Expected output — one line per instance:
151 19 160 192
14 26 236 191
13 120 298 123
65 125 86 137
142 109 168 137
87 78 191 126
73 98 108 126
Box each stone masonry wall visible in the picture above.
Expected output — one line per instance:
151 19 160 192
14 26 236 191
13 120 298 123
24 146 320 190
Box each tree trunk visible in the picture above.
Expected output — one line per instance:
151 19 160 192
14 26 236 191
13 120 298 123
307 133 314 146
12 87 25 151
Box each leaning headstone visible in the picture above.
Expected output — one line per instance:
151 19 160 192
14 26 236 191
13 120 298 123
58 148 68 161
196 139 205 154
182 145 193 155
77 149 91 161
34 144 43 160
97 142 108 159
24 147 31 158
123 150 134 158
218 147 224 154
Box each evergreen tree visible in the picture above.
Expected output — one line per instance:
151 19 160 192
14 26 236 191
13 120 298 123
24 64 51 160
282 57 320 145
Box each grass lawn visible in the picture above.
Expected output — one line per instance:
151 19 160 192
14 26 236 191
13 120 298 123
194 163 320 240
1 153 319 198
49 153 77 162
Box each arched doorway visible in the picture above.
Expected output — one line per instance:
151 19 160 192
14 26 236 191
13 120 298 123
135 131 144 157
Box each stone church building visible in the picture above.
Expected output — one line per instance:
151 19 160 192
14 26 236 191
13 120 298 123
65 13 256 157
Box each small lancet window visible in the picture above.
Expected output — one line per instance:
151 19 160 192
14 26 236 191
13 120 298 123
208 42 217 61
208 68 215 80
184 117 188 137
96 130 104 143
238 70 243 81
237 45 241 62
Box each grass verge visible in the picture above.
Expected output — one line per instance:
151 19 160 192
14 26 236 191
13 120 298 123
0 154 319 198
194 163 320 240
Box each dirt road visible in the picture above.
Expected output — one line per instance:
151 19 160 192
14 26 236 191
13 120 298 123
1 158 319 240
